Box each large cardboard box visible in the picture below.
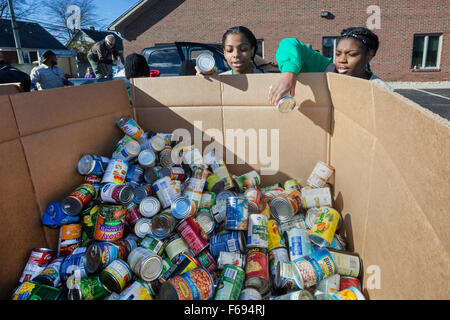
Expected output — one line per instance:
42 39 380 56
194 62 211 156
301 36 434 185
0 73 448 300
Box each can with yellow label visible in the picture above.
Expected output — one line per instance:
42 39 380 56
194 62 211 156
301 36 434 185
309 207 341 248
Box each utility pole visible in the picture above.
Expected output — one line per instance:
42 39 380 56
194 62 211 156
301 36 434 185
7 0 24 64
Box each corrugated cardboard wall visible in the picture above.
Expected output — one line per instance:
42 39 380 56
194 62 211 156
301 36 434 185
0 80 132 299
327 72 450 299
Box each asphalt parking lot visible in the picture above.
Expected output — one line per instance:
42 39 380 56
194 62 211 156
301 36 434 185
395 88 450 121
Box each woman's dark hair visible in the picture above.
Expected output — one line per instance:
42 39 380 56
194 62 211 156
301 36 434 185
221 26 262 72
124 53 150 79
338 27 379 71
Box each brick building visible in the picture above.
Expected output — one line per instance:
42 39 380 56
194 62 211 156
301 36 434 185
109 0 449 82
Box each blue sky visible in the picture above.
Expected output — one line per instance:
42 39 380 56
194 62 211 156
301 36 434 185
93 0 140 29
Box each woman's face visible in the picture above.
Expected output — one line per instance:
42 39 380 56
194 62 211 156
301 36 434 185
223 33 255 74
335 38 374 79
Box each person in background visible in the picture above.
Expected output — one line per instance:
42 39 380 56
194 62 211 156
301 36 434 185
0 52 31 92
87 35 120 78
84 66 95 78
124 53 150 79
196 26 263 76
269 27 393 106
30 50 73 90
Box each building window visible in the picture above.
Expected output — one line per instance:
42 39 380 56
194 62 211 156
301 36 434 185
322 37 338 62
257 39 264 58
411 34 442 70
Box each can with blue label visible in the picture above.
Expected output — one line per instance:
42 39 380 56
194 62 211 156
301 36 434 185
60 247 89 282
126 164 145 187
209 231 246 259
293 248 337 288
77 154 110 176
112 135 141 162
225 197 249 231
286 227 313 261
42 201 80 229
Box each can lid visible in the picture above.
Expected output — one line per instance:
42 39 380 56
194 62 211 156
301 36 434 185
150 135 166 152
135 219 152 236
125 140 141 157
139 197 160 217
139 254 163 281
117 115 131 128
138 149 156 167
196 53 216 73
170 196 191 219
85 243 102 274
61 197 82 216
77 154 95 175
269 197 294 222
119 185 135 204
195 211 215 234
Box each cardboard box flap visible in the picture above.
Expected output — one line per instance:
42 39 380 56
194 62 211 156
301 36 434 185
10 80 131 137
0 83 22 96
0 95 20 143
220 73 331 107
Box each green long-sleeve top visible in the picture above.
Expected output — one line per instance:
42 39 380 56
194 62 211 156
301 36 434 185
276 38 333 74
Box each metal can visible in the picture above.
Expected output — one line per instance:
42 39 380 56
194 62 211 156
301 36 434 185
284 179 301 191
144 166 162 184
306 161 335 188
127 247 163 282
165 234 190 263
269 290 315 300
132 184 153 204
214 265 245 300
176 216 209 256
112 135 141 161
171 196 197 219
269 189 302 222
160 166 186 181
77 154 110 176
211 201 227 224
267 219 286 251
239 287 262 300
32 257 64 288
117 115 144 141
99 259 133 293
125 202 142 226
61 183 97 216
329 250 363 278
100 183 134 205
11 281 62 300
268 246 290 289
60 247 89 282
261 187 285 203
340 276 362 291
269 84 297 113
19 248 54 283
233 170 260 193
160 146 176 167
196 249 217 274
41 201 80 229
315 273 340 300
151 212 176 239
153 176 180 208
200 191 216 209
210 231 246 259
258 202 272 218
170 251 200 278
158 267 214 300
58 223 82 257
309 207 341 247
138 149 156 168
247 214 268 248
139 235 166 256
225 197 249 231
139 196 161 218
205 173 225 194
244 247 270 295
68 274 110 300
85 240 130 274
244 187 261 213
149 134 166 152
301 187 333 209
93 204 127 242
184 168 208 206
119 278 154 300
101 158 129 185
216 190 237 203
330 233 347 251
195 209 215 236
217 251 245 269
196 52 216 74
211 160 233 190
293 248 337 288
134 217 152 238
80 203 98 239
286 227 313 261
305 207 321 229
325 286 365 300
126 164 145 187
276 261 304 291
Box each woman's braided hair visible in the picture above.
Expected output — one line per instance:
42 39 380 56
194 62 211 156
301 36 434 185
339 27 379 72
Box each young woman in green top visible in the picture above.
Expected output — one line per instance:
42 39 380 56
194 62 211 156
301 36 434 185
269 27 392 106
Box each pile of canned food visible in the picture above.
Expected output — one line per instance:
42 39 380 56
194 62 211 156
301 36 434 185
11 116 366 301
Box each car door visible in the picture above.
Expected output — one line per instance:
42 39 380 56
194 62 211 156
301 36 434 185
144 46 183 76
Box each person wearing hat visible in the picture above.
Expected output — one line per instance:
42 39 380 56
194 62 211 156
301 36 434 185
30 50 73 90
87 34 121 78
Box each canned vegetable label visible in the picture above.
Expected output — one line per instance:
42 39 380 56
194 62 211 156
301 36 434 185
214 265 245 300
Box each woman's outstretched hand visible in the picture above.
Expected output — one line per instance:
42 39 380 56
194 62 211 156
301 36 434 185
269 72 297 106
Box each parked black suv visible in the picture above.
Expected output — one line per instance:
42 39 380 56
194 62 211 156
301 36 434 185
141 42 278 76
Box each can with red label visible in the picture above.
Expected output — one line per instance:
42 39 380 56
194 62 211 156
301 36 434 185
196 249 217 274
176 216 209 256
58 223 83 257
126 202 142 226
100 183 134 205
340 276 362 291
61 183 97 216
19 248 54 283
101 158 129 185
244 247 270 295
83 175 102 186
160 166 186 181
93 205 127 242
244 187 261 213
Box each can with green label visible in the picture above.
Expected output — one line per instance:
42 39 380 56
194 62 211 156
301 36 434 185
214 265 245 300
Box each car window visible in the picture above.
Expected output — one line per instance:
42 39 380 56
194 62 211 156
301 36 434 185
148 48 182 75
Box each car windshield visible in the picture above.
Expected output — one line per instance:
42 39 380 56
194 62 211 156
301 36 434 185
147 47 182 75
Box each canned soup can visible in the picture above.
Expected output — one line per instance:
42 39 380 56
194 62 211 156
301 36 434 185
176 216 209 256
245 247 270 295
19 248 54 283
93 205 127 242
158 267 214 300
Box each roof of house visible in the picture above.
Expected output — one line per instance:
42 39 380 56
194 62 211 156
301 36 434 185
0 19 67 50
108 0 159 32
